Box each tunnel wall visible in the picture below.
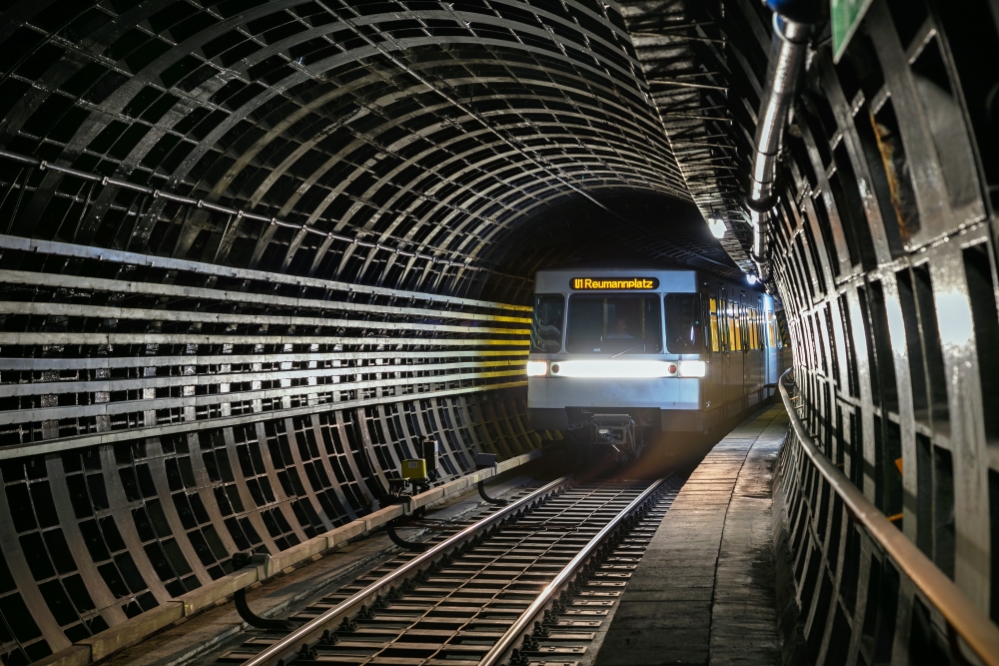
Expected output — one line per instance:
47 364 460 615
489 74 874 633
0 233 549 662
739 0 999 662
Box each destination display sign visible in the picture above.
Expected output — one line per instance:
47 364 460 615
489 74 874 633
571 277 660 290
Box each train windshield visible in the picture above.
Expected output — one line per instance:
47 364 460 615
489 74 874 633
532 294 565 352
664 293 704 353
565 295 662 354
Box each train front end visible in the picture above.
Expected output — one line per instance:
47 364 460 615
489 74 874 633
527 269 707 456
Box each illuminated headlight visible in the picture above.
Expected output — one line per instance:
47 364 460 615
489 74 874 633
678 360 707 378
526 360 548 377
549 360 676 378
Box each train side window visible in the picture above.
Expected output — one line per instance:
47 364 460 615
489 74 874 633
664 293 704 353
708 298 720 352
767 311 777 347
722 291 731 350
729 300 742 350
751 307 760 350
757 299 764 348
531 294 565 352
740 299 747 350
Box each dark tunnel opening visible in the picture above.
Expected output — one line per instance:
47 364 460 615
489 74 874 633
480 190 738 302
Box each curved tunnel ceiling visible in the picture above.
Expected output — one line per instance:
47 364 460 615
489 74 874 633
0 0 747 300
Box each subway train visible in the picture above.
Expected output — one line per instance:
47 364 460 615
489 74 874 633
527 268 792 457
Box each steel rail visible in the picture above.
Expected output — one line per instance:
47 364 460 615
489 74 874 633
479 477 667 666
239 476 570 666
778 368 999 665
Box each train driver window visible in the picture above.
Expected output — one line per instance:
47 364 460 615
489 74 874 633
664 294 704 353
531 294 565 352
565 295 663 354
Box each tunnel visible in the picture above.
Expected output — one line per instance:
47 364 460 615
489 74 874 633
0 0 997 664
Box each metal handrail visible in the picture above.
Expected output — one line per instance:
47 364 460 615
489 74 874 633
778 368 999 665
479 478 666 666
239 476 570 666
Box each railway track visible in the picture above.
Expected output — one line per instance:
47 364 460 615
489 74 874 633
211 476 680 666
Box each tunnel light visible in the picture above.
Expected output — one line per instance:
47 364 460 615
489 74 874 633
526 360 548 376
678 360 707 378
549 360 677 378
708 218 726 239
747 274 758 285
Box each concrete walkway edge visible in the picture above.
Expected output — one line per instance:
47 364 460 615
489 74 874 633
595 405 789 666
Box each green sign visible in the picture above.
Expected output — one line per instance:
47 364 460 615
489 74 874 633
831 0 874 63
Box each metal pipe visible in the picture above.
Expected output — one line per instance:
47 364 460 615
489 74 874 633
479 478 667 666
746 12 812 286
778 369 999 665
239 476 570 666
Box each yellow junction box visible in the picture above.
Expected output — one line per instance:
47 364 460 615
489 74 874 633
401 459 427 480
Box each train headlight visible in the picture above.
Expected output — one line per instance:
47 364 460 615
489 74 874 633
526 360 548 376
678 360 707 377
545 360 672 377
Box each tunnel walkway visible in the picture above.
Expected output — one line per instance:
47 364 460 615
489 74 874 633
596 405 789 666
